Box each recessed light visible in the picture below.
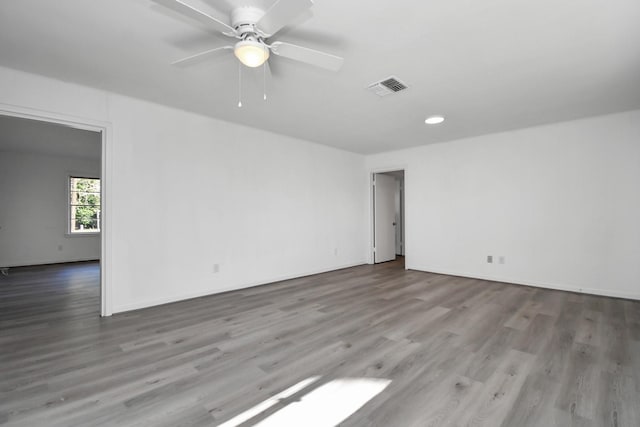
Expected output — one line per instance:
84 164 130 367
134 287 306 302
425 115 445 125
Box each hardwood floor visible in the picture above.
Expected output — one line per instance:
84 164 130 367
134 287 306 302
1 260 639 426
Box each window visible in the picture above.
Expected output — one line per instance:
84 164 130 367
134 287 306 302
69 176 101 233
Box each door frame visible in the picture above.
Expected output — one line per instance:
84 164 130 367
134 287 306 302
0 103 114 316
369 166 408 268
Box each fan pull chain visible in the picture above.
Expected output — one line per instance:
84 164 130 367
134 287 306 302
263 63 267 101
238 62 242 108
263 45 267 101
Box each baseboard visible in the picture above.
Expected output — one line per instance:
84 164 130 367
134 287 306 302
1 259 100 269
408 265 640 301
113 260 367 314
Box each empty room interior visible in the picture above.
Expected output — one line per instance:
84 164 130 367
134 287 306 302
0 1 639 426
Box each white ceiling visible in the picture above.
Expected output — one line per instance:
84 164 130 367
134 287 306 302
0 115 101 159
0 0 639 154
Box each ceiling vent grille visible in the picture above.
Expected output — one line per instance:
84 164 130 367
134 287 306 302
367 76 409 97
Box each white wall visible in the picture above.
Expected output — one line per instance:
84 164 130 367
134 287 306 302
0 151 101 267
367 110 640 299
0 66 368 313
3 65 637 311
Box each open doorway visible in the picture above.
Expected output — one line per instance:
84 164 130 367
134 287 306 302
372 170 405 265
0 114 104 316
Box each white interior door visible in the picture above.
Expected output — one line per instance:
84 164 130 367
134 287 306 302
374 174 396 263
395 179 402 255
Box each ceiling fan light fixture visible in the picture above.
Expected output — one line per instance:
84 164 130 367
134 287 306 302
234 39 269 68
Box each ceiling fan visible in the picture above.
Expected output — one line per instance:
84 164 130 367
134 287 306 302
153 0 344 71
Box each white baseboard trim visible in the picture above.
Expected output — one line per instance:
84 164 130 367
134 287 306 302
408 264 640 301
2 258 99 268
113 260 367 314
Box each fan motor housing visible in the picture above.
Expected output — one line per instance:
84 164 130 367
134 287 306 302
231 7 265 32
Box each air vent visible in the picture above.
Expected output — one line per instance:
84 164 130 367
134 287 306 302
367 76 409 97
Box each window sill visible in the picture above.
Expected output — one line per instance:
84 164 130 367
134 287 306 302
66 232 101 238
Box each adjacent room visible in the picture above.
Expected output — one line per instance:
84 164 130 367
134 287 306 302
0 116 103 316
0 0 639 426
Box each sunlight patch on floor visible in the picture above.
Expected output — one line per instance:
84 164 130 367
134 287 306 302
219 377 391 427
218 377 321 427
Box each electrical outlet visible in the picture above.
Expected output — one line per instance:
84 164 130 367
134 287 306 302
334 248 338 256
499 256 505 264
487 255 493 263
213 264 220 274
57 245 63 251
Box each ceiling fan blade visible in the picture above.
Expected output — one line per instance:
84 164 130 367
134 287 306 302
274 27 344 48
270 41 343 71
171 46 233 66
153 0 235 34
257 0 314 37
201 0 235 14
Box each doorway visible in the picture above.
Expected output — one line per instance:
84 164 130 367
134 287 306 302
0 110 109 316
372 170 405 264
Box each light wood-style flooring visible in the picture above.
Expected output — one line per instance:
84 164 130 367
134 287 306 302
1 260 639 426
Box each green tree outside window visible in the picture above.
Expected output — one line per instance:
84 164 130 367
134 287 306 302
70 177 101 233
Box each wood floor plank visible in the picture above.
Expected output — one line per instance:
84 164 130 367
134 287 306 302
1 260 639 426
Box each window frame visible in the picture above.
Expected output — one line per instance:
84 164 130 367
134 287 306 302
67 174 101 236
